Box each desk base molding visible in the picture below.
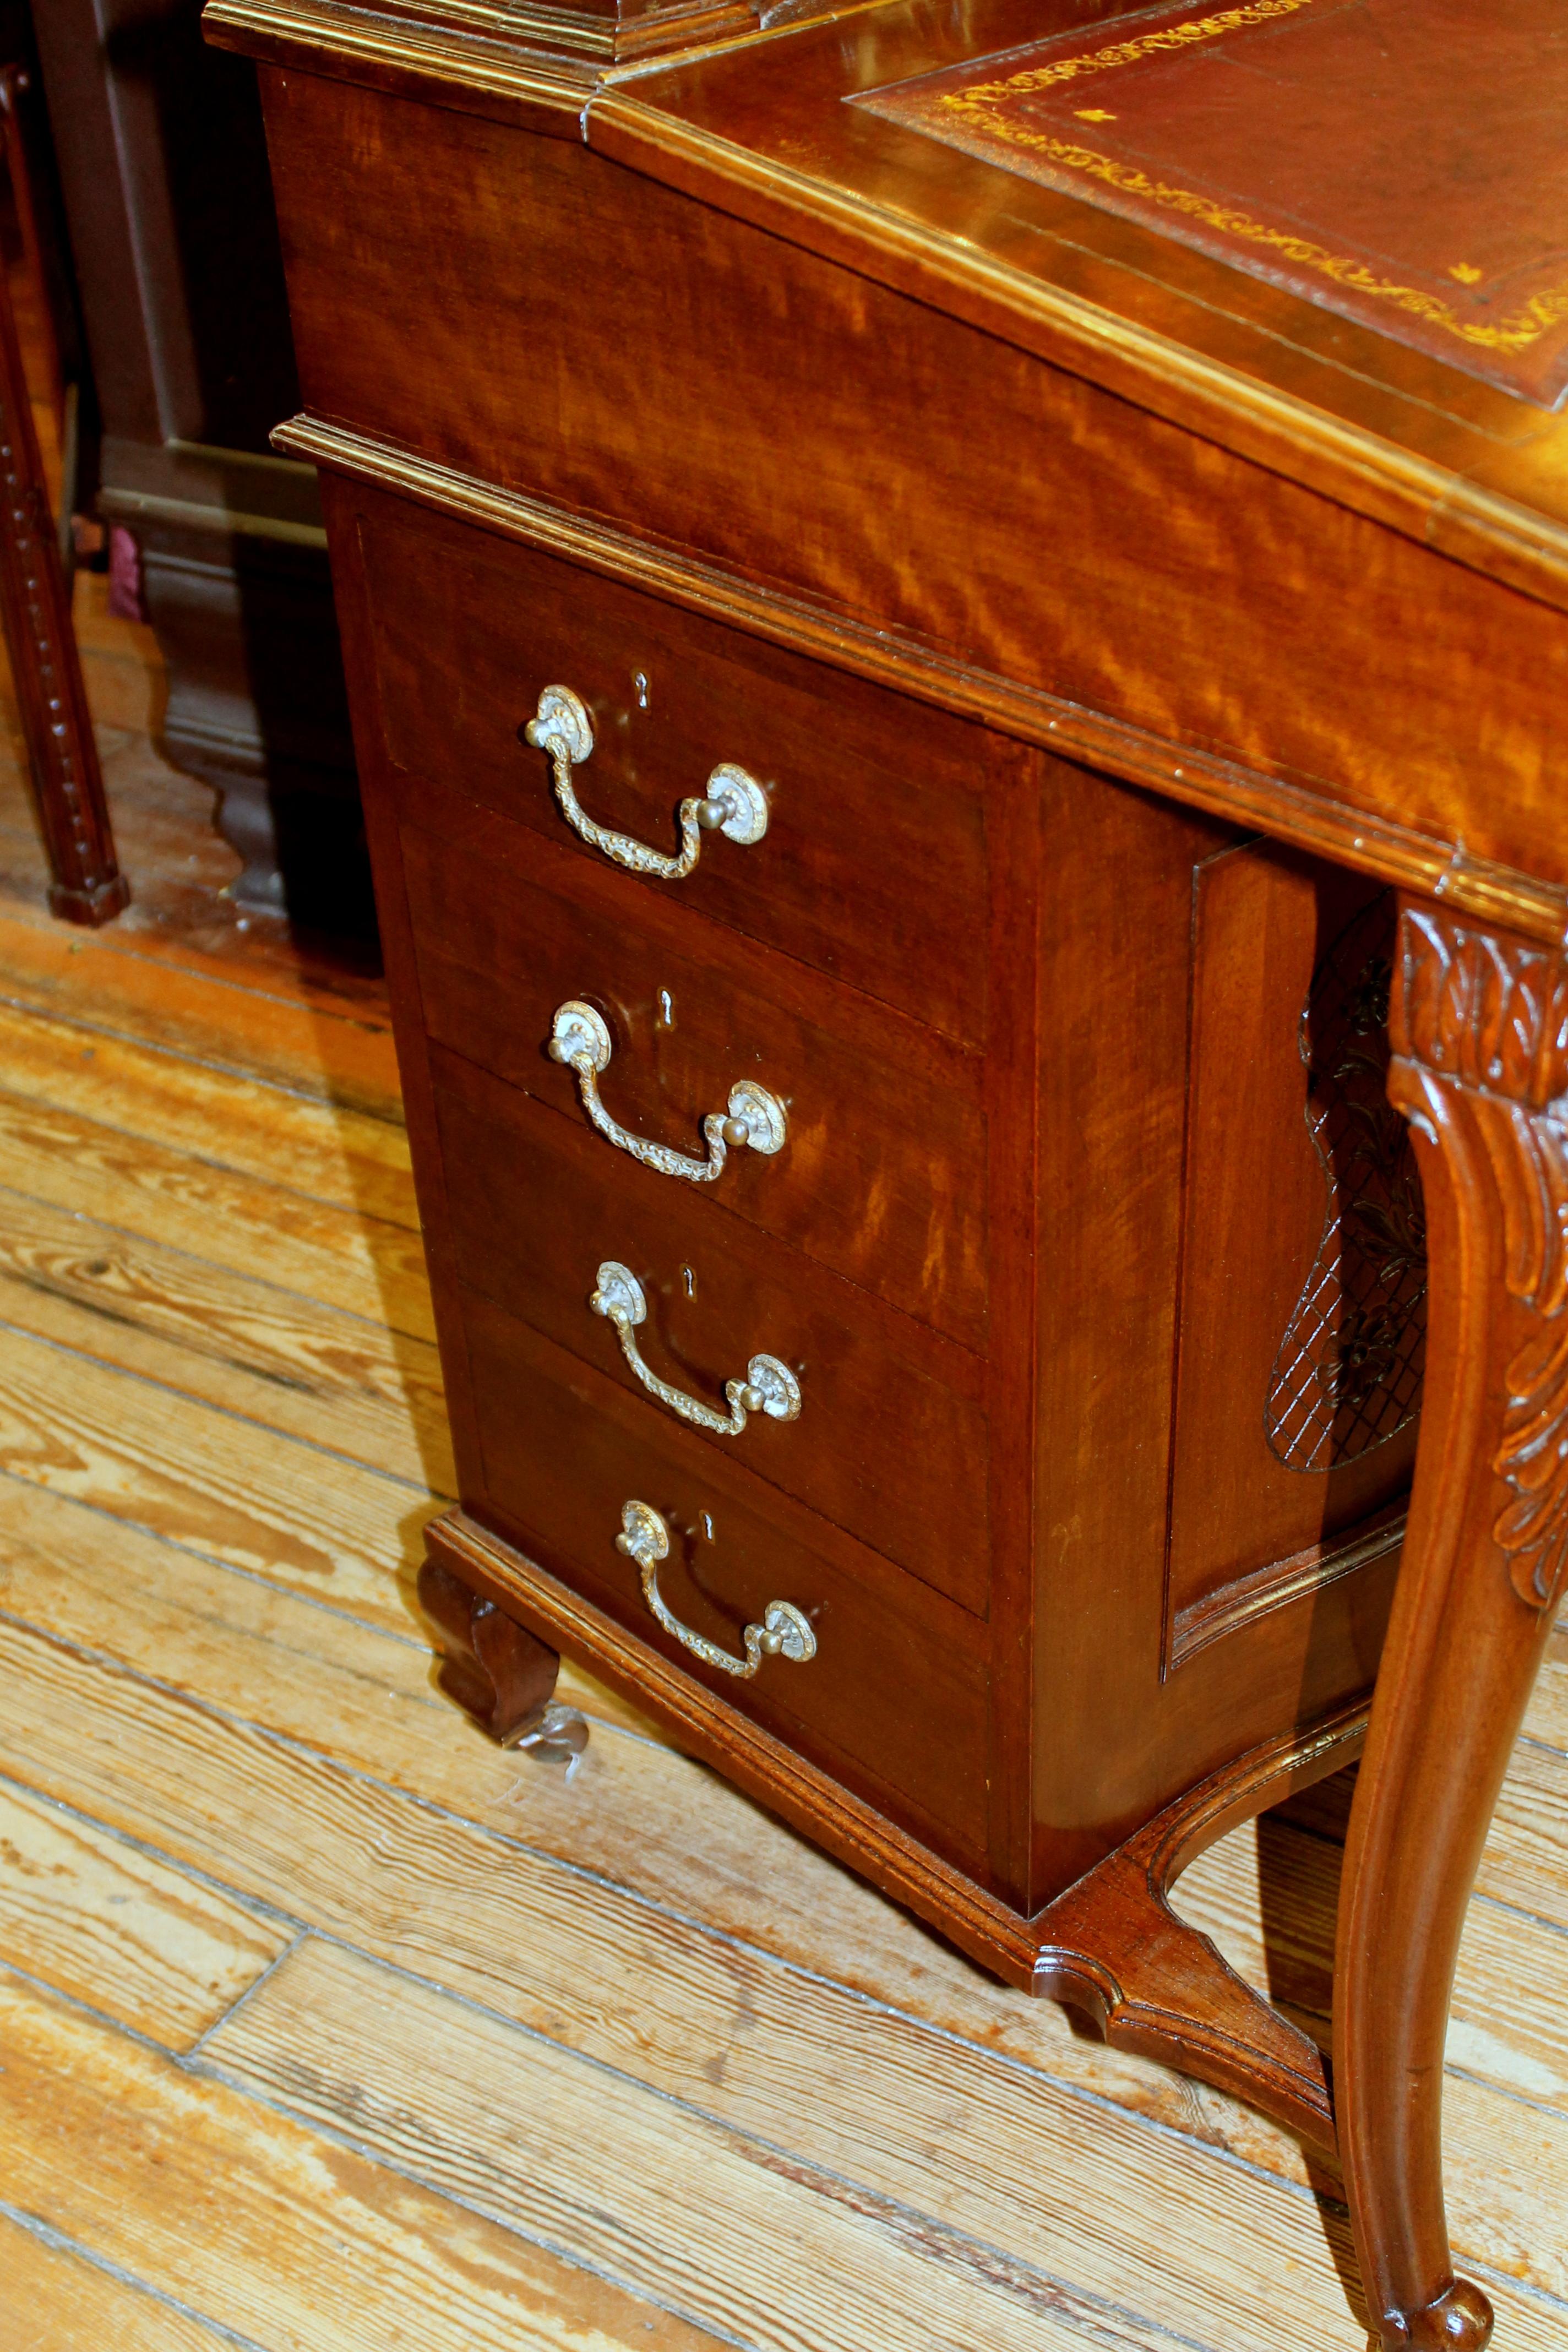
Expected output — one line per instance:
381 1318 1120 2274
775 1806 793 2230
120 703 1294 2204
422 1505 1367 2150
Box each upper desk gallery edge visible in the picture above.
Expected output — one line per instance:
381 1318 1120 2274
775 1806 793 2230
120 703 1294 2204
199 2 1568 2343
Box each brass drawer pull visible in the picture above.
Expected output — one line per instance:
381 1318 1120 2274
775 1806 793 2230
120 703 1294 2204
548 999 787 1184
527 684 769 880
616 1500 816 1679
591 1260 802 1436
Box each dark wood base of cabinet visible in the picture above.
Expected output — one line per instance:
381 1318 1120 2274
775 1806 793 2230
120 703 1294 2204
421 1504 1363 2148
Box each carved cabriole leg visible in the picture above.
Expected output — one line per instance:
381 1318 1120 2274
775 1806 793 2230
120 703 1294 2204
417 1555 563 1744
1335 902 1567 2351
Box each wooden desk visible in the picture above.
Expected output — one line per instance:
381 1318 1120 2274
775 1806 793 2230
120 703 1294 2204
204 1 1568 2340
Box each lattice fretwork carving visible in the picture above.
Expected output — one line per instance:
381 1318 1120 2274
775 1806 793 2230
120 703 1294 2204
1266 894 1427 1473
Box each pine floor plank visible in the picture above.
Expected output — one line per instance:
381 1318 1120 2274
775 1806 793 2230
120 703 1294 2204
205 1936 1232 2352
1485 1741 1568 1924
0 2209 238 2352
0 1473 657 1754
1523 1632 1568 1750
0 1182 454 1493
0 1780 290 2050
2 1472 1559 2225
0 999 416 1229
0 1322 436 1634
0 1084 433 1337
208 1936 1568 2352
1173 1816 1568 2115
3 1612 1564 2338
0 1476 1306 2173
0 910 404 1125
0 1968 720 2352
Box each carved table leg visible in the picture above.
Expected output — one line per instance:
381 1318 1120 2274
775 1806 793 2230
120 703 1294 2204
0 206 128 925
418 1554 564 1744
1335 902 1566 2350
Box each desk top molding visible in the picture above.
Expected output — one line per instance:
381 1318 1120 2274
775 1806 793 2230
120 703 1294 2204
276 412 1568 952
208 0 1568 623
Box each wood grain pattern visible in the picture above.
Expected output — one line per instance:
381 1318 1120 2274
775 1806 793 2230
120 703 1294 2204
364 496 993 1046
1 1605 1564 2331
1 654 1562 2348
0 1084 435 1340
280 417 1568 952
261 79 1568 899
0 998 417 1231
1333 905 1568 2346
207 1936 1191 2352
0 2212 238 2352
0 1779 290 2049
0 1321 437 1633
0 1470 656 1744
400 796 990 1350
0 907 404 1123
433 1057 986 1607
0 1968 720 2352
0 1182 454 1492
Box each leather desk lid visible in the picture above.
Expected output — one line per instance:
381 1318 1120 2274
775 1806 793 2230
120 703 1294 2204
856 0 1568 406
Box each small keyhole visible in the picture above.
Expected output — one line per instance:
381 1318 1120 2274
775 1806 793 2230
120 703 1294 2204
634 672 650 710
658 990 674 1027
682 1265 696 1299
702 1513 715 1543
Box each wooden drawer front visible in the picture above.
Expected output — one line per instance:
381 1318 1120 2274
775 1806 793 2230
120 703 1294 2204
359 499 989 1049
431 1048 988 1616
460 1287 989 1870
398 790 988 1352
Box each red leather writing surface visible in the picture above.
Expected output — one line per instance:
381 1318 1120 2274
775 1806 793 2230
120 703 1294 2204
858 0 1568 405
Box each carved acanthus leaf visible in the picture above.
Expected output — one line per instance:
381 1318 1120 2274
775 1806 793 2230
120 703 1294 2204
1483 1093 1568 1612
1396 904 1568 1107
1396 906 1568 1614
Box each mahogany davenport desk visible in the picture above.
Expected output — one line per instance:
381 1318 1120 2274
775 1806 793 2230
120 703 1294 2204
205 1 1568 2340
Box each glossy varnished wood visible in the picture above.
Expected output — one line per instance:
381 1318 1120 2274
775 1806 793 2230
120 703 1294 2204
394 775 991 1348
16 609 1563 2349
256 73 1568 907
0 208 127 926
1333 905 1568 2349
192 3 1568 2339
429 1048 990 1611
361 495 992 1046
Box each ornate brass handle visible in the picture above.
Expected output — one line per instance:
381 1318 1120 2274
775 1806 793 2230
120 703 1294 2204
527 684 769 880
615 1500 816 1679
591 1261 802 1436
548 1000 787 1184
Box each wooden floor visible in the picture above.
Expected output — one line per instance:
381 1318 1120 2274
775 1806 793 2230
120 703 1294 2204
0 591 1564 2352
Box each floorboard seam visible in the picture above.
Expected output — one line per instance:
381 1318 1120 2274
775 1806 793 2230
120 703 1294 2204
0 1760 312 1934
0 987 409 1125
0 2199 274 2352
0 1167 435 1339
0 1075 421 1234
193 2031 1209 2352
2 1590 1561 2297
0 1315 440 1494
0 1496 439 1649
185 1931 312 2059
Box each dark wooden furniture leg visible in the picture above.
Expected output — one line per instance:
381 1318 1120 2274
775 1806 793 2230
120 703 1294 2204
1335 901 1566 2351
0 175 128 926
418 1554 563 1743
